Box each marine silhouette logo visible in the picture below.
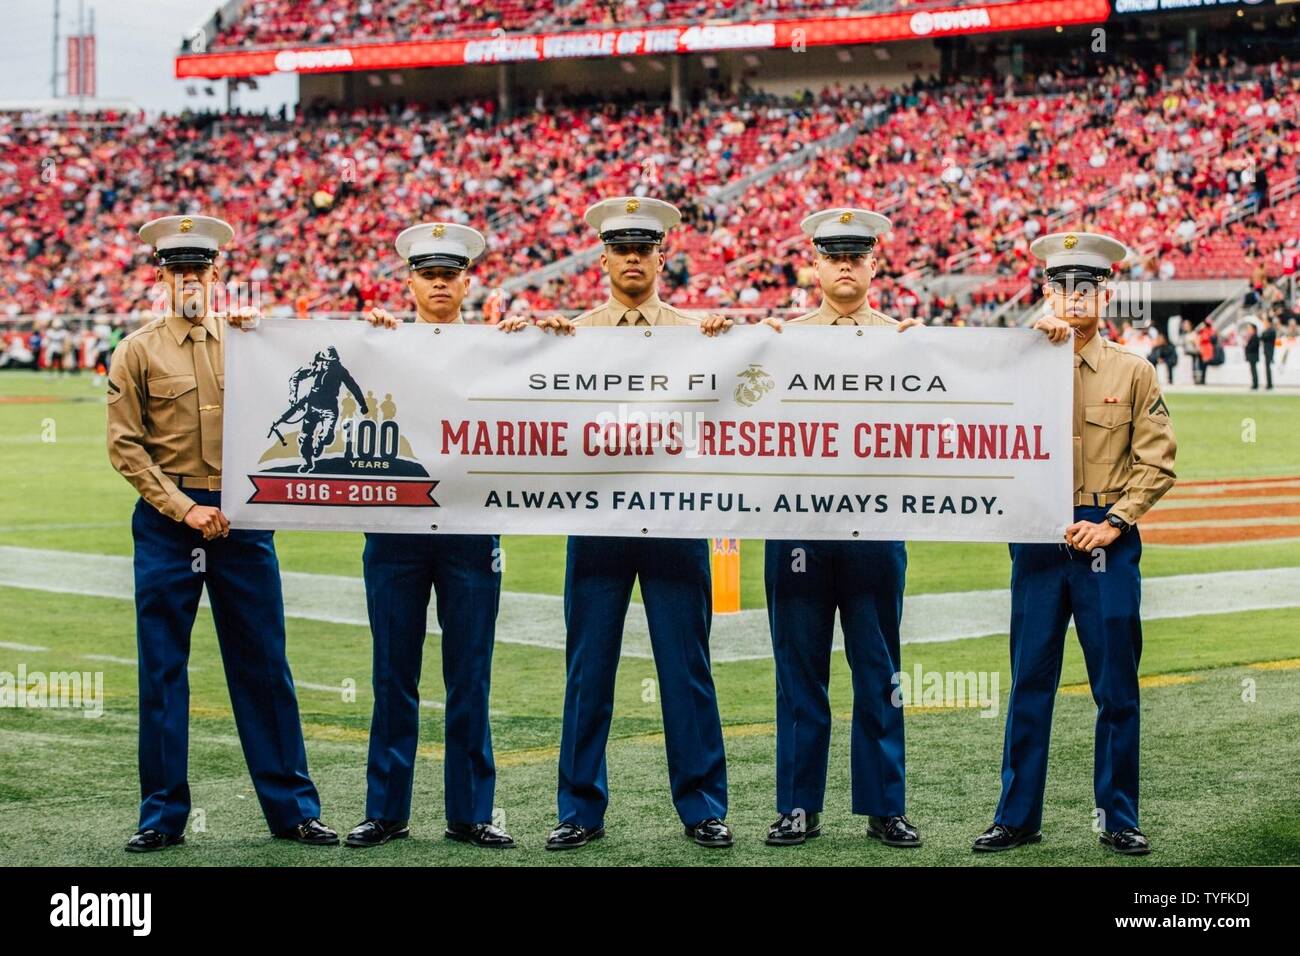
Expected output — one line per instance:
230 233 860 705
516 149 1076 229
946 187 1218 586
246 346 438 507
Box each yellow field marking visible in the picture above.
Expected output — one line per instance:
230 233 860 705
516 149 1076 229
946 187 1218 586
905 703 990 714
1249 658 1300 671
299 722 373 746
1060 673 1202 696
1140 674 1205 689
496 743 562 769
721 721 781 739
190 705 233 720
16 660 1300 772
496 721 781 769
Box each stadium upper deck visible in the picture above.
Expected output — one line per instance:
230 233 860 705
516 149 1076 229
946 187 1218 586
200 0 1016 52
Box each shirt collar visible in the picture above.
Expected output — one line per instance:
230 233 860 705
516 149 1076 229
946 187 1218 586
165 313 221 345
417 311 464 324
816 296 872 323
608 291 663 325
1077 329 1104 371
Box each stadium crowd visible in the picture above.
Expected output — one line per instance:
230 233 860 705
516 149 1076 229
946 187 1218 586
2 89 857 317
4 56 1298 334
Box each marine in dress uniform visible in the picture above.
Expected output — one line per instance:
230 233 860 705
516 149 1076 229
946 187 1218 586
109 215 335 852
764 209 923 848
345 223 514 848
515 197 734 850
973 232 1177 856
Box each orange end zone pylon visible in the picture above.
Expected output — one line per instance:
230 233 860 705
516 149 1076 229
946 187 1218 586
711 537 741 615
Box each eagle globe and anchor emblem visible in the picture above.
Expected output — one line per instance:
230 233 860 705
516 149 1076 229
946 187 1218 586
246 346 439 507
734 364 776 407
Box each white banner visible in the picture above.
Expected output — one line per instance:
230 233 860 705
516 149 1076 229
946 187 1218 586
222 320 1072 542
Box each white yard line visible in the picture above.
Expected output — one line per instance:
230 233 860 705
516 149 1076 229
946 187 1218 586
80 654 141 666
1 545 1297 663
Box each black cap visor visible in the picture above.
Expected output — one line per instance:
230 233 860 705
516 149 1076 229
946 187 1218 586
813 236 878 256
602 228 664 246
156 247 217 268
409 253 470 271
1045 264 1112 281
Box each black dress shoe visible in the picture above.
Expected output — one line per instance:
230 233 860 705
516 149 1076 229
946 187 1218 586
766 812 822 846
446 821 516 848
345 818 410 848
686 818 733 848
545 821 605 850
125 829 185 853
972 823 1043 852
274 817 339 845
867 815 922 847
1100 827 1151 856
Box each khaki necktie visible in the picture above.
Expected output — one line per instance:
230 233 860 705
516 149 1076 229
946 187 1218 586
1073 352 1085 493
189 324 222 472
620 309 648 327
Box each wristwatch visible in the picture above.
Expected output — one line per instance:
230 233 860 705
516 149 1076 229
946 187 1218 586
1106 514 1130 533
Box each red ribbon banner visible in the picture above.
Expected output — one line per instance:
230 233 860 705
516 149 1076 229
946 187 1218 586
247 476 439 507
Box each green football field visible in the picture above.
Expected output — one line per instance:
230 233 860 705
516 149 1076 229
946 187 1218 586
0 370 1297 866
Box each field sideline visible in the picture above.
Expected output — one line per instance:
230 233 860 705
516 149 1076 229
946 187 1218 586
0 371 1297 866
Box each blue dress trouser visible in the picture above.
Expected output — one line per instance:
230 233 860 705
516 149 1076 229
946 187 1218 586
765 539 908 817
362 532 500 825
132 490 320 835
995 505 1144 833
557 536 728 828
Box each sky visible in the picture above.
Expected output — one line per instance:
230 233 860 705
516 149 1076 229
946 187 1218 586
0 0 296 113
